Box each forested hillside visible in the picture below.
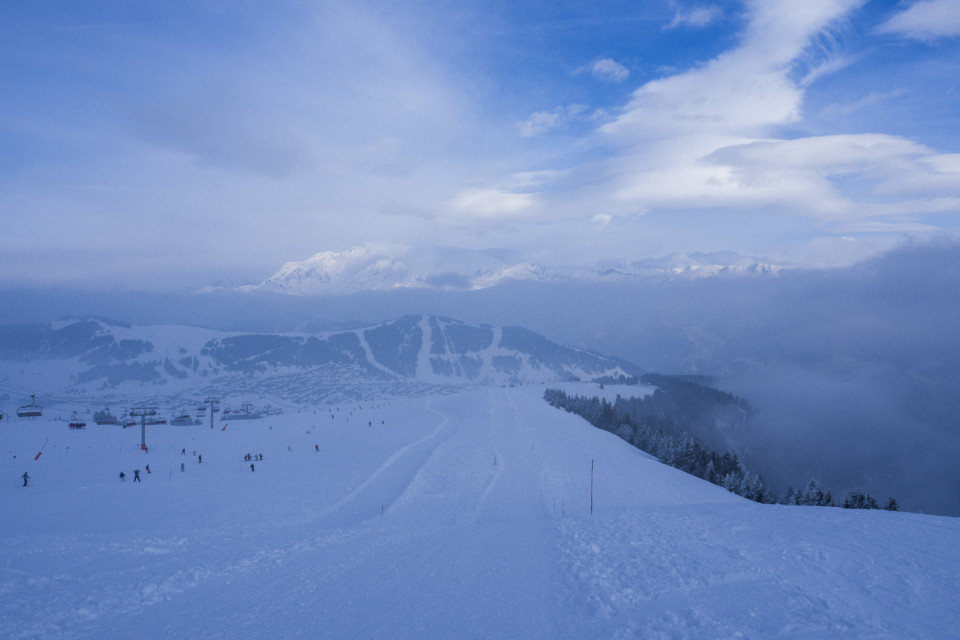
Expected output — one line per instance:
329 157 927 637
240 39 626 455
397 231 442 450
545 375 899 510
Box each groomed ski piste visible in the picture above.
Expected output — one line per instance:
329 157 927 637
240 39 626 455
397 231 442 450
3 385 959 639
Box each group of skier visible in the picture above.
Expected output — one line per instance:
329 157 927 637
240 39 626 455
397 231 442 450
118 465 151 482
112 449 208 482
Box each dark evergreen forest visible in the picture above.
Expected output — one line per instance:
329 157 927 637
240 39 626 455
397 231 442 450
545 375 899 510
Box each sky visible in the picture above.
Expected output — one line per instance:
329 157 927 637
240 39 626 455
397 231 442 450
2 0 959 291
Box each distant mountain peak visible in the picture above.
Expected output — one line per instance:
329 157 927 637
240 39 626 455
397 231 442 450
242 245 562 295
237 246 788 296
591 252 791 280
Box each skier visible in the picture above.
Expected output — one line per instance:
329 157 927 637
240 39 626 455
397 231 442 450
198 454 202 463
250 463 255 472
145 464 151 474
181 448 186 455
120 471 126 482
22 472 29 487
315 444 319 452
133 469 141 482
180 462 185 472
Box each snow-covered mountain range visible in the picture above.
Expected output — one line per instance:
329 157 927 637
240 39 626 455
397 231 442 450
591 251 788 280
238 244 565 295
236 244 786 295
0 315 640 408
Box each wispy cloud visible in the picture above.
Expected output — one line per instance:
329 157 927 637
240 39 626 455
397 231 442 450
821 88 906 117
587 0 960 222
519 110 565 138
574 58 629 82
876 0 960 41
663 6 723 31
519 105 588 137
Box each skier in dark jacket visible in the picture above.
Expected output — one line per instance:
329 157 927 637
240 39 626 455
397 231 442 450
22 472 29 487
120 471 126 481
250 463 255 472
133 469 141 482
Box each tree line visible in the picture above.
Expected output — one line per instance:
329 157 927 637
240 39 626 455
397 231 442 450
544 381 900 511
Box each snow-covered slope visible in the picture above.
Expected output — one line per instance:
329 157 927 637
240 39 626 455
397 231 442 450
0 316 640 410
2 385 957 639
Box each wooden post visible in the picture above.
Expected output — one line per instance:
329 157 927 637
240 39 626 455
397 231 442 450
590 459 594 516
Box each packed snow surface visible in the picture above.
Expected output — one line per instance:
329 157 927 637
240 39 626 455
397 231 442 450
2 387 958 639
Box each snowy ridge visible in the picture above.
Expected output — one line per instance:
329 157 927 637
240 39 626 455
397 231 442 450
242 244 564 295
0 315 640 411
236 245 786 295
591 251 791 281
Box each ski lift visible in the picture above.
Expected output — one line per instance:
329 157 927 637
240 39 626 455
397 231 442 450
93 408 118 425
17 394 42 418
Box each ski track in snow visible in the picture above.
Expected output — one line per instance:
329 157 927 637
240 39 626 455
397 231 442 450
310 397 457 527
353 329 400 380
1 387 959 639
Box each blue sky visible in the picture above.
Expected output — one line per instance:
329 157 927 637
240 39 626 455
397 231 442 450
1 0 959 290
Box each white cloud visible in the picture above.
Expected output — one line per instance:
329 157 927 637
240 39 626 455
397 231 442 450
876 0 960 40
448 188 537 218
604 1 864 142
698 134 960 216
507 170 567 189
663 6 722 31
519 110 564 137
593 0 942 219
603 125 960 221
519 105 588 137
591 213 613 228
589 58 629 82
